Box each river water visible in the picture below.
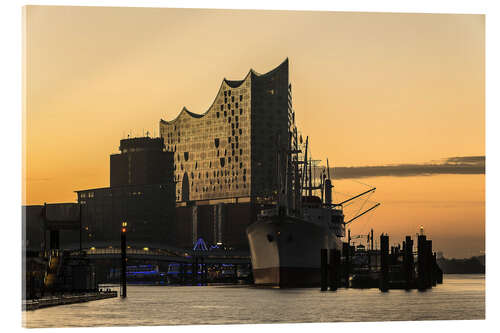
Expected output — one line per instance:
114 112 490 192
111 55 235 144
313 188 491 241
23 274 485 328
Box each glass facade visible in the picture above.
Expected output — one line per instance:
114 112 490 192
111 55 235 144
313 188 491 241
160 59 295 204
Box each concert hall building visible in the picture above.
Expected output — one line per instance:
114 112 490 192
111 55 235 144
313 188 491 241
160 59 297 249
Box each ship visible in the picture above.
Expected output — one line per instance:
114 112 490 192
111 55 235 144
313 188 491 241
246 135 379 287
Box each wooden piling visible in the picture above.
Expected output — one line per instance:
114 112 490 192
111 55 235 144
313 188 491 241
425 240 433 288
432 252 437 286
417 235 426 290
379 234 389 292
329 249 340 291
320 249 328 291
403 236 414 290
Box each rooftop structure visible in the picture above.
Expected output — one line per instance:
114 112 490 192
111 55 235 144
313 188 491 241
160 58 296 205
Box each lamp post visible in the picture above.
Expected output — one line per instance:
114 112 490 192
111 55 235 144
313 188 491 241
121 221 127 298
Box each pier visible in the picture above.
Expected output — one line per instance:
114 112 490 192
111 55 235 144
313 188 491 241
23 290 117 311
320 232 443 291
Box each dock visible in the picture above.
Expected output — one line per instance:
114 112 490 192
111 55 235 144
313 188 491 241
23 290 117 311
321 232 443 291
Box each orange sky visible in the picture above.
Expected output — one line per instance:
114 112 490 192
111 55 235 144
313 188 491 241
23 6 484 258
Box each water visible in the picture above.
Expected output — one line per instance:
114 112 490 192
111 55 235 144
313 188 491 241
23 274 485 328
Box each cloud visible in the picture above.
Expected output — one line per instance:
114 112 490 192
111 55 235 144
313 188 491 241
328 156 485 179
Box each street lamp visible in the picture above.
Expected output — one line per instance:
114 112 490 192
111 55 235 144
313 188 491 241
121 221 127 298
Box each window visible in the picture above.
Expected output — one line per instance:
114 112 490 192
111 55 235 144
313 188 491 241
239 95 243 101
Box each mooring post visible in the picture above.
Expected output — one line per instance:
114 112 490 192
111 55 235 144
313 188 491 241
320 249 328 291
379 234 389 292
417 235 426 291
426 240 433 289
328 249 339 291
432 252 437 286
435 253 443 284
404 236 414 289
342 242 350 288
120 222 127 298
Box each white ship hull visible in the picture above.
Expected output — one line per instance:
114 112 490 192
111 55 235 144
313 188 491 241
246 215 343 287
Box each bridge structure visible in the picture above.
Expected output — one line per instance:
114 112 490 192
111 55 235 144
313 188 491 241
67 246 251 265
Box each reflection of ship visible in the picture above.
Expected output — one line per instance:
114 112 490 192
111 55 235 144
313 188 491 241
246 136 379 287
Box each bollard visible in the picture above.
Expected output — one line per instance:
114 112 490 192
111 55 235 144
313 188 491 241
320 249 328 291
379 234 389 292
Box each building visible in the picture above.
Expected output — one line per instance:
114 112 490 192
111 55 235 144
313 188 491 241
76 136 176 248
160 59 297 249
110 137 172 187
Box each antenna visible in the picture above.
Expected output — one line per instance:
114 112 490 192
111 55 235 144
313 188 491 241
327 158 330 179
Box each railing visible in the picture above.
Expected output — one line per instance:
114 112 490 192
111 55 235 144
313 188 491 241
69 247 250 260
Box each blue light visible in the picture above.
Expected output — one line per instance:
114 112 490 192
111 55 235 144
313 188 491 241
126 271 159 275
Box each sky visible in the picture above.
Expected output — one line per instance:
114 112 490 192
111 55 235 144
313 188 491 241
23 6 484 258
